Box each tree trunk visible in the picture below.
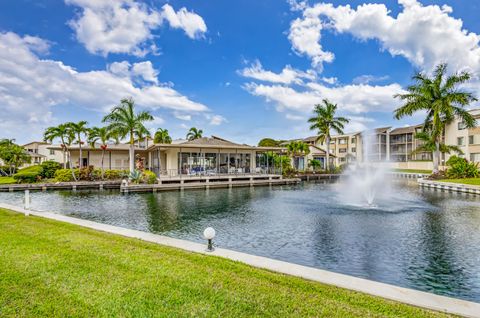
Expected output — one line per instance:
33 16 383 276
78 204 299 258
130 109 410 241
129 138 135 174
68 150 77 181
101 149 105 179
78 135 83 169
325 136 330 171
62 150 66 169
433 140 440 174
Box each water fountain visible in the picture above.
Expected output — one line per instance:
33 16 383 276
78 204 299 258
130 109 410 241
335 131 393 208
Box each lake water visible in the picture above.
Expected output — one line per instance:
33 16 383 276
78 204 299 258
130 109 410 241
1 180 480 302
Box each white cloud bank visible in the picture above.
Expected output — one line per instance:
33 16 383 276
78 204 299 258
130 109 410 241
66 0 207 56
288 0 480 72
0 32 208 139
239 60 315 85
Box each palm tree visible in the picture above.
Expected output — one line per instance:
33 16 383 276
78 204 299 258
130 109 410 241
102 97 153 173
186 127 203 141
44 124 70 168
394 63 477 173
66 121 89 168
411 131 463 158
286 141 310 170
308 99 349 171
154 128 172 144
88 127 112 179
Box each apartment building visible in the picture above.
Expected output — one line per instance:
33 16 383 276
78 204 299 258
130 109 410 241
445 109 480 163
22 141 64 167
389 125 433 162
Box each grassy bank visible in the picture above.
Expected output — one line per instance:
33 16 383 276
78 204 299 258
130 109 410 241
437 178 480 186
0 208 451 317
0 176 15 184
393 169 432 174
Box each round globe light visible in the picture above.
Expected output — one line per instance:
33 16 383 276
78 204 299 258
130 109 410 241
203 227 216 240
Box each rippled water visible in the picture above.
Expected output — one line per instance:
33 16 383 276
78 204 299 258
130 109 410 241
1 180 480 302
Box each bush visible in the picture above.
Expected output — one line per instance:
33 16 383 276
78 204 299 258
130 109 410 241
104 169 126 180
40 161 61 179
0 166 17 175
54 169 77 182
13 165 43 183
446 155 479 179
143 170 157 184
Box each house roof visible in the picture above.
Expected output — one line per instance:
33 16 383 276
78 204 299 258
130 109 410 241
22 141 50 147
151 136 285 151
390 124 422 135
308 145 337 157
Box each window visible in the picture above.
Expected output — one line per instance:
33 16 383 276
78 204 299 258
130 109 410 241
50 149 55 155
339 148 347 153
458 122 467 130
339 138 347 145
471 153 480 162
351 147 356 153
457 137 465 146
351 137 356 144
339 157 346 162
469 135 474 145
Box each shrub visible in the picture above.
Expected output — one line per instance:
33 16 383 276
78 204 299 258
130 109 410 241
129 170 143 184
54 169 77 182
143 170 157 184
40 161 61 179
13 165 43 183
282 166 296 178
446 155 479 179
104 169 126 180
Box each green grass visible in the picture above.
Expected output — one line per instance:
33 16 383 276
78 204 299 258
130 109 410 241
0 208 452 318
393 169 432 174
437 178 480 186
0 176 15 184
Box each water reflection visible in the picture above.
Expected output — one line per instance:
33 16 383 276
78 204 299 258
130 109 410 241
1 181 480 302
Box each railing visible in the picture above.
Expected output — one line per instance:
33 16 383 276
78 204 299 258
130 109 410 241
156 167 282 179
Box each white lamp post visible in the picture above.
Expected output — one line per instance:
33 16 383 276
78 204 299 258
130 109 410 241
203 227 216 252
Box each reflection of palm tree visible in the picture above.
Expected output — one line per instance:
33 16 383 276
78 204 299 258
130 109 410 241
186 127 203 141
103 97 153 173
394 64 477 173
308 99 349 171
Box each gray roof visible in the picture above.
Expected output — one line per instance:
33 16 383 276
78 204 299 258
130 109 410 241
178 136 243 147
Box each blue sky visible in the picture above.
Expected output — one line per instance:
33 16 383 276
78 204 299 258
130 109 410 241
1 0 480 145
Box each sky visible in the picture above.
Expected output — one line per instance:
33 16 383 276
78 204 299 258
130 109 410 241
1 0 480 145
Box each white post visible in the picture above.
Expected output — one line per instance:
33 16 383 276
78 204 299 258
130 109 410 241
24 190 30 215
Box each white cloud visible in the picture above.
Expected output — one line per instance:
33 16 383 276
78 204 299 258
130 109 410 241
352 74 389 85
321 76 337 85
244 81 404 114
0 32 208 140
238 60 315 84
289 0 480 72
66 0 206 56
174 112 192 121
206 114 227 126
160 4 207 39
285 113 305 121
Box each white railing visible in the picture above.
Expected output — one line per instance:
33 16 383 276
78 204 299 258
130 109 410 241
155 167 282 179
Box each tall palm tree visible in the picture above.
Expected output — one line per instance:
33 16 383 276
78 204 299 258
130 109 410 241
102 97 153 173
394 64 477 173
186 127 203 141
66 121 89 168
308 99 349 171
411 131 463 158
88 127 112 178
44 124 70 168
154 128 172 144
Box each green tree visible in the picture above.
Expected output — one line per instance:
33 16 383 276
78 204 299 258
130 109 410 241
66 121 89 168
43 124 71 169
88 126 113 178
286 141 310 170
412 131 463 158
186 127 203 141
308 159 322 171
154 128 172 144
0 140 31 176
102 97 153 173
394 64 477 173
308 99 349 171
258 138 279 147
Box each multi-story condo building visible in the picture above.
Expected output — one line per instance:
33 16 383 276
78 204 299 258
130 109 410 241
445 109 480 163
389 125 433 162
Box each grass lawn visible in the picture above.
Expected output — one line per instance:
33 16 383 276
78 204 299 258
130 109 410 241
0 208 452 318
437 178 480 186
0 176 15 184
393 169 432 174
